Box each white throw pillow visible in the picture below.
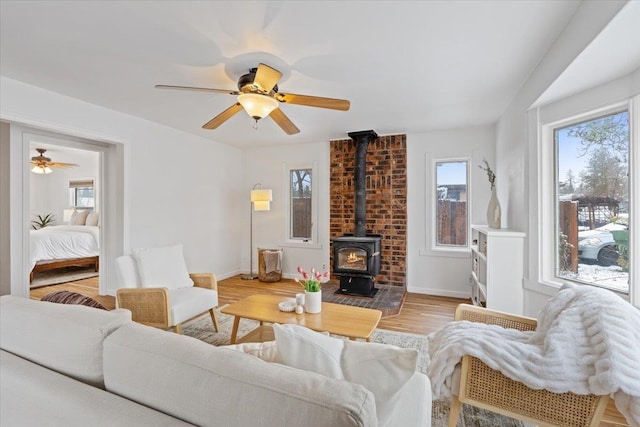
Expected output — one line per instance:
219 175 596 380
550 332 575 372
70 209 89 225
85 212 100 226
273 323 418 426
274 323 345 379
133 244 193 289
224 341 279 363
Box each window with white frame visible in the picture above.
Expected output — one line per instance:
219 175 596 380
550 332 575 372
433 159 469 249
69 179 94 210
551 109 630 294
290 168 312 239
282 161 318 246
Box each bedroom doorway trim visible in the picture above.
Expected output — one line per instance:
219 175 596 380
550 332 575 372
6 121 125 298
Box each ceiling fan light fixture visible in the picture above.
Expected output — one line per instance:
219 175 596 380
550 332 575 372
32 165 52 174
237 93 279 120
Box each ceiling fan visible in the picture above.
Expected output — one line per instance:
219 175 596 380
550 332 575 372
156 63 350 135
30 148 78 174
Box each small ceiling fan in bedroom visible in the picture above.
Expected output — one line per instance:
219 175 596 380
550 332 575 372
30 148 78 174
155 63 351 135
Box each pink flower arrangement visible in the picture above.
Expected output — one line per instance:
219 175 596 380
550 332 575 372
295 266 329 292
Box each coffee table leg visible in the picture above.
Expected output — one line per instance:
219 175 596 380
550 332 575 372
230 316 241 344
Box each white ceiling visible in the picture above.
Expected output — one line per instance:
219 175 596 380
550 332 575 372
1 1 635 148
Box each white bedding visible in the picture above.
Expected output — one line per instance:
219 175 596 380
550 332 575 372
30 225 100 270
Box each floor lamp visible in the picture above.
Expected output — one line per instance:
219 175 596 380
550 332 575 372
242 183 272 280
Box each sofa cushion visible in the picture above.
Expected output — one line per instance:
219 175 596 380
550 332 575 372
273 323 418 427
1 350 191 427
133 244 193 289
103 323 378 427
0 295 131 388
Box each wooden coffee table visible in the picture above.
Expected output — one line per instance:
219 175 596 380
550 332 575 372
221 294 382 344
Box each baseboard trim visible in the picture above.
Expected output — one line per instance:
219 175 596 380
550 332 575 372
407 286 469 299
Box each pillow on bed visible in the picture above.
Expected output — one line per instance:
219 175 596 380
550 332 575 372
133 244 193 289
85 212 100 226
70 209 89 225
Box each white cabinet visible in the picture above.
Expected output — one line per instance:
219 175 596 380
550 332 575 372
470 225 525 315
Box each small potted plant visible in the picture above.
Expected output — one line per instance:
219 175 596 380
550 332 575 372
295 266 328 314
31 213 55 230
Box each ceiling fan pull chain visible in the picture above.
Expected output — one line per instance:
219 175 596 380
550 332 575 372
252 119 259 130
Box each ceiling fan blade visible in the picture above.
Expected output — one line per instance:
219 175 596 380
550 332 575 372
269 108 300 135
202 103 244 130
48 162 79 168
277 93 350 111
155 84 239 95
254 63 282 93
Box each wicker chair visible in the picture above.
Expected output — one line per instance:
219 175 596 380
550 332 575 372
449 304 612 427
115 255 220 334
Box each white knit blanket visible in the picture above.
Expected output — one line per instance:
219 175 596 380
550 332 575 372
428 284 640 426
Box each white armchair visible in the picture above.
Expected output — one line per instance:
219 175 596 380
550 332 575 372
114 246 219 334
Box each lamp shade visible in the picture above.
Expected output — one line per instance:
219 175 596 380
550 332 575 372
32 165 52 174
251 188 272 212
238 93 279 119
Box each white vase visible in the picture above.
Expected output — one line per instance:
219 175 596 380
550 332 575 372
304 290 322 314
487 187 501 229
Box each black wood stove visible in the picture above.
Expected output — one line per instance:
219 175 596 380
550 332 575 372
331 130 382 297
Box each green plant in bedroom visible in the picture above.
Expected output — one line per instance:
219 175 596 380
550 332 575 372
31 213 55 230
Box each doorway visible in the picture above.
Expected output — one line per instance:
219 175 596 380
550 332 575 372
5 123 124 298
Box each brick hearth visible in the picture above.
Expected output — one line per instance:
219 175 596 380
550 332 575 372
321 280 406 317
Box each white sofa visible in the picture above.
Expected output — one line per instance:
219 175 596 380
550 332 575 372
0 295 431 426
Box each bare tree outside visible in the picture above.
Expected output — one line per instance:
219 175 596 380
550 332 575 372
555 110 629 293
291 169 312 239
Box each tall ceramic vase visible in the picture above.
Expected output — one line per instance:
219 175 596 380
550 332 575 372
487 187 501 229
304 290 322 314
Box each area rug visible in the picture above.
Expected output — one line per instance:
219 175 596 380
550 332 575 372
30 266 99 289
182 310 531 427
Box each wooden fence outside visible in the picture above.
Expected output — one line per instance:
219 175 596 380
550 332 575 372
292 198 312 239
558 200 579 273
437 200 467 246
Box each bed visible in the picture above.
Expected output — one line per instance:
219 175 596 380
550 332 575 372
29 225 100 281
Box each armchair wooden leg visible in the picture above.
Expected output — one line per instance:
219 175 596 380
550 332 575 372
173 324 183 334
209 308 220 332
448 395 462 427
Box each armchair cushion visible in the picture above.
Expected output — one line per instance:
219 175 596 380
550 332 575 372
133 244 193 289
168 287 218 325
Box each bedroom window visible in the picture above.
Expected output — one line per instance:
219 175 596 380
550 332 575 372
554 111 630 293
290 168 312 240
69 179 94 210
433 159 469 250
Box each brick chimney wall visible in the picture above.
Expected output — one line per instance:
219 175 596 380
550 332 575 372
329 134 407 287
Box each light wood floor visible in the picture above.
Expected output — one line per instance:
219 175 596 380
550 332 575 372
30 275 464 336
29 275 626 426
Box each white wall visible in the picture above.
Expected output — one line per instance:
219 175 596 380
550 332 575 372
243 141 330 278
407 126 496 297
243 127 496 299
0 121 10 295
29 147 99 226
494 0 629 316
1 76 243 296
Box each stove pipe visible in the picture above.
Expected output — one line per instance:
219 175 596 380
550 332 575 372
347 130 378 237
